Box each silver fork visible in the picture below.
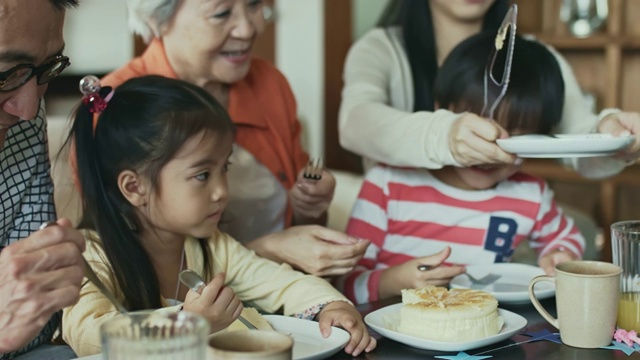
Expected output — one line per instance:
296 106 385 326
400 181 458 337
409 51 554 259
418 265 501 287
302 157 324 180
462 272 502 286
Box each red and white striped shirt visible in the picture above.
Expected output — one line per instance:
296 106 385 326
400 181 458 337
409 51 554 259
339 165 585 304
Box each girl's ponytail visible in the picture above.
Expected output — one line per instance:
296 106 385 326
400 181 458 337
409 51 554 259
68 77 162 310
72 77 115 232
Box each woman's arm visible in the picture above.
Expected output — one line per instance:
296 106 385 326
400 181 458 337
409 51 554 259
338 29 461 169
339 29 516 169
244 225 368 277
215 231 350 315
268 60 335 225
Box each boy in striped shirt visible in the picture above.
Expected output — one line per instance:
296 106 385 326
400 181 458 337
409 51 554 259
337 32 585 305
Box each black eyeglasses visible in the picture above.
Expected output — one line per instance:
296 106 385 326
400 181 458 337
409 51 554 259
0 55 70 93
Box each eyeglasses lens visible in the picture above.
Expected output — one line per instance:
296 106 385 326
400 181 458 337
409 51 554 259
0 57 69 92
37 58 69 84
0 67 33 91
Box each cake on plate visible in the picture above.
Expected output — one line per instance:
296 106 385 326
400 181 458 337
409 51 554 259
398 286 504 342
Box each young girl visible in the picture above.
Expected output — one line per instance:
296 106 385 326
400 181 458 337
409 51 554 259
61 75 376 357
336 32 586 305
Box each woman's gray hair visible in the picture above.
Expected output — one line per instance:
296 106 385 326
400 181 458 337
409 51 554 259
125 0 180 43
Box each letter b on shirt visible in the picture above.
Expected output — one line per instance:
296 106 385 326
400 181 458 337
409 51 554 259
484 216 517 262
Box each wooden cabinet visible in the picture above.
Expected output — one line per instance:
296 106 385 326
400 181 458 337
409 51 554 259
518 0 640 111
517 0 640 261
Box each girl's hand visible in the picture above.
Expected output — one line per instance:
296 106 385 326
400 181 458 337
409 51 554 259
538 249 578 275
316 301 376 356
182 272 243 333
379 247 466 300
449 112 518 166
290 168 336 220
598 112 640 162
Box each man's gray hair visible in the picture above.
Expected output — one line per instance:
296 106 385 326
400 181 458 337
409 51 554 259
126 0 180 43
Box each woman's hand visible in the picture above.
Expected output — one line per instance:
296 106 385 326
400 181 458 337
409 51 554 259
538 249 578 275
378 247 466 300
598 112 640 162
248 225 369 277
290 169 336 223
449 112 518 166
316 301 376 357
183 272 243 333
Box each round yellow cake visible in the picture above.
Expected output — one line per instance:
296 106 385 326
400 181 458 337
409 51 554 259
398 286 504 342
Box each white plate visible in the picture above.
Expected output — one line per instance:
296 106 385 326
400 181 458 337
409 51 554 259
364 304 527 352
450 263 555 304
264 315 350 360
496 134 634 158
73 317 349 360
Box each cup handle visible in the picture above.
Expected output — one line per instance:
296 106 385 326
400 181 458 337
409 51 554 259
528 275 559 329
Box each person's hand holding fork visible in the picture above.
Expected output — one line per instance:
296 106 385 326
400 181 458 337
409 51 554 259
290 158 336 225
0 218 85 353
378 247 465 301
182 272 243 334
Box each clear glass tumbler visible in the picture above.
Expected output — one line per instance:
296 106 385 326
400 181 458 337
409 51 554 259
612 220 640 332
101 310 209 360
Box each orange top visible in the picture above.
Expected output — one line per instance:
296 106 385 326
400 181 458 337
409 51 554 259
95 40 309 227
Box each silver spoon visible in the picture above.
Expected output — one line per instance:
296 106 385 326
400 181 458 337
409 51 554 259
178 269 257 330
39 221 127 314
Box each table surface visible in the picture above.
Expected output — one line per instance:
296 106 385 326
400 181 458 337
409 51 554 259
76 297 640 360
327 296 640 360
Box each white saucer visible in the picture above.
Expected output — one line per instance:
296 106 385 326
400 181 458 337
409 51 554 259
496 134 633 158
264 315 349 360
450 263 555 305
364 303 527 352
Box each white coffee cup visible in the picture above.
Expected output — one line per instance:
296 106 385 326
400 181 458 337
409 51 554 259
529 260 622 348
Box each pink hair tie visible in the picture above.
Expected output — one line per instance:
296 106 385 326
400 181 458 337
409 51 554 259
79 75 113 113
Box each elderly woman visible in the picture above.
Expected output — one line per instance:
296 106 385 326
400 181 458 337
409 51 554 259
100 0 368 276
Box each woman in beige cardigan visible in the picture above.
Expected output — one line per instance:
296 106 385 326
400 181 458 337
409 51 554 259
339 0 640 179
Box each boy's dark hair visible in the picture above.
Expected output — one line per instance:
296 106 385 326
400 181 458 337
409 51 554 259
67 75 234 311
50 0 79 10
377 0 509 112
434 31 565 134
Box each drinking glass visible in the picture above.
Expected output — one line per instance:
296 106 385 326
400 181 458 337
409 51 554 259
612 220 640 332
101 310 209 360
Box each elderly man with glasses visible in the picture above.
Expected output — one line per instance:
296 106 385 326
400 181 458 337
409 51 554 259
0 1 85 359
